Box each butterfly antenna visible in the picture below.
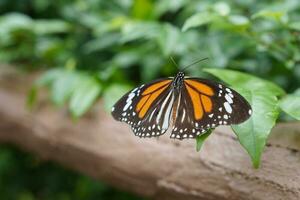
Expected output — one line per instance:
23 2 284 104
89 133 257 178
169 56 179 68
182 57 209 72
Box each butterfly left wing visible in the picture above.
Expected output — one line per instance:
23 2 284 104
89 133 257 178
111 78 174 138
171 78 252 140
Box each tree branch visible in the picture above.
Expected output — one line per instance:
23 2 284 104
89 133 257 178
0 68 300 200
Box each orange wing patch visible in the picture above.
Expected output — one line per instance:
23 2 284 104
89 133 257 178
201 95 212 112
185 80 215 120
186 85 203 120
185 80 214 96
137 84 169 118
142 80 171 95
136 95 150 112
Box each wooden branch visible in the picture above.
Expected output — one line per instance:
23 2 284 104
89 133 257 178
0 67 300 200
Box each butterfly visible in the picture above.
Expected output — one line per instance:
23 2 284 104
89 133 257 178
111 65 252 140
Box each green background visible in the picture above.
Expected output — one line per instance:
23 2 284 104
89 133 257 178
0 0 300 199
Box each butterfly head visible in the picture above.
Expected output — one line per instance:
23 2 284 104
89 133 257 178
172 71 185 89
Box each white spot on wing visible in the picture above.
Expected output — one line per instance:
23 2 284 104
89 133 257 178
224 102 232 113
226 88 232 93
225 94 233 104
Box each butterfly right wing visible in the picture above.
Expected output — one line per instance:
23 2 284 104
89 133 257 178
170 78 252 140
111 78 174 138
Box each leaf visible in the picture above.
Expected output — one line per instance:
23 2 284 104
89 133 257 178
121 22 159 43
289 22 300 31
34 69 63 87
140 53 164 82
33 20 71 35
228 15 249 26
203 68 285 96
69 78 101 118
154 0 186 17
0 13 33 44
196 129 213 152
232 89 279 168
204 68 282 168
279 95 300 120
213 2 230 16
182 12 216 32
103 84 132 112
132 0 154 20
0 13 32 32
251 10 288 23
83 32 120 54
50 72 81 106
156 24 179 56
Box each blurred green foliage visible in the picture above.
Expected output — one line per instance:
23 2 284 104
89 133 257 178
0 0 300 171
0 145 145 200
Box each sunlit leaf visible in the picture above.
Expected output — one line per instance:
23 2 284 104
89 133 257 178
279 95 300 120
252 10 288 23
232 89 279 168
132 0 154 20
50 72 81 106
33 20 71 35
69 78 101 118
182 12 216 32
289 22 300 31
121 22 159 43
157 24 179 56
154 0 186 17
213 2 230 16
228 15 249 26
34 69 63 87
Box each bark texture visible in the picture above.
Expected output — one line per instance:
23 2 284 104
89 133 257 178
0 67 300 200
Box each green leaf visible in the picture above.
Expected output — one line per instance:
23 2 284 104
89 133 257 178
103 84 132 112
203 68 285 96
288 22 300 31
154 0 186 17
204 68 282 168
157 24 179 56
196 129 213 152
121 22 159 43
69 78 101 118
279 95 300 120
140 53 164 82
132 0 154 20
228 15 249 26
213 2 230 16
251 10 288 23
33 20 71 35
182 12 216 32
34 69 63 87
50 72 81 106
83 32 120 54
232 89 279 168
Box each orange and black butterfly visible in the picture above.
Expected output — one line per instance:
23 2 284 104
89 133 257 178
111 62 252 140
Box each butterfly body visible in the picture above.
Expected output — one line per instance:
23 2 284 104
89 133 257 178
112 71 252 140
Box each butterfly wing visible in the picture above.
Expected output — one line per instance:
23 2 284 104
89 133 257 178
171 78 252 140
111 78 175 138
